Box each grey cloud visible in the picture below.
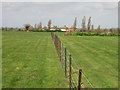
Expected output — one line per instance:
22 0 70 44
2 2 118 28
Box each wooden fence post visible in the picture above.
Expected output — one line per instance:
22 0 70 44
61 43 64 68
65 48 67 77
59 41 61 61
69 55 72 90
58 40 60 57
78 69 82 90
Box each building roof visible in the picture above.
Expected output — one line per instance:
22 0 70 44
67 28 75 31
60 25 68 29
51 26 59 29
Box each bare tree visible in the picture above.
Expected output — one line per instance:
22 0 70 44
118 28 120 34
104 29 108 35
29 26 33 31
91 25 94 30
43 26 47 31
73 17 77 30
97 25 101 34
109 29 113 35
81 16 86 32
87 17 91 32
38 22 42 31
34 24 37 30
48 19 52 30
91 24 94 33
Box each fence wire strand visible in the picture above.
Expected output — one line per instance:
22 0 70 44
71 57 94 88
51 32 94 88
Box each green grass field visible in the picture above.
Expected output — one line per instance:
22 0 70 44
2 31 68 88
57 32 118 88
0 30 2 89
2 31 118 88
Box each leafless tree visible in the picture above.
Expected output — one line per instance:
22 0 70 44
81 16 86 32
38 22 42 31
87 17 91 32
34 24 37 30
97 25 101 34
104 29 108 35
43 26 47 31
73 17 77 30
118 28 120 34
91 24 94 33
109 29 113 35
48 19 52 30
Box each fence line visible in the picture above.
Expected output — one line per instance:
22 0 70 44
66 47 94 88
51 32 94 89
71 57 94 88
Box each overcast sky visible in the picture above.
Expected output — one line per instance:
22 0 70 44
2 2 118 28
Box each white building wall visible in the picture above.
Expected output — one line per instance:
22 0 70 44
61 29 67 31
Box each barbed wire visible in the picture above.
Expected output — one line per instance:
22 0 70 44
52 32 94 88
72 78 77 88
65 51 94 88
82 72 94 88
71 57 94 88
63 43 94 88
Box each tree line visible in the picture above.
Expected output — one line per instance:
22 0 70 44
1 16 119 35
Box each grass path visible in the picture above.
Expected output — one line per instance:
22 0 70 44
2 31 68 88
57 32 118 88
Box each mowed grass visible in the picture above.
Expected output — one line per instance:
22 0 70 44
2 31 68 88
57 32 118 88
0 30 2 89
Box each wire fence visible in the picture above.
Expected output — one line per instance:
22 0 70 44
51 32 94 89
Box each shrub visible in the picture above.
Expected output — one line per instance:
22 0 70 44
74 32 118 36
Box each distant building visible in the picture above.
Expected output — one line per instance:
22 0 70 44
67 26 76 31
60 25 68 31
50 26 60 31
67 29 75 31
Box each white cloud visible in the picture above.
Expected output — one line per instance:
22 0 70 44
0 2 2 27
